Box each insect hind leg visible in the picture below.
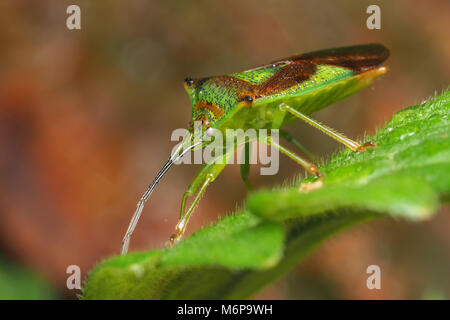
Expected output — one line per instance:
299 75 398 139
279 129 317 162
279 103 376 152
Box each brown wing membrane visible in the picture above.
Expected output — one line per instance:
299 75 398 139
258 61 316 96
272 44 389 74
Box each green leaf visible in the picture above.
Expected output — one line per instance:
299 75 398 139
83 214 284 299
248 174 439 221
83 90 450 299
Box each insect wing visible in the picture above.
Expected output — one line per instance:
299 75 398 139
271 43 389 73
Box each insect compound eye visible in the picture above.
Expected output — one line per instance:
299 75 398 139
205 127 215 137
242 95 253 103
184 77 194 86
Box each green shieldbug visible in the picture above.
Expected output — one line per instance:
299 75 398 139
121 44 389 255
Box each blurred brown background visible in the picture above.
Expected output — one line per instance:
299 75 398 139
0 0 449 299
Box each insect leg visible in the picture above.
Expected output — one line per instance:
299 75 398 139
170 151 232 245
178 159 218 219
240 140 253 190
263 135 321 177
279 129 317 162
279 104 375 152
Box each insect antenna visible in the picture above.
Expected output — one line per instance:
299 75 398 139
121 135 202 255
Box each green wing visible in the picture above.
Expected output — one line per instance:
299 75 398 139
216 44 389 130
252 44 389 113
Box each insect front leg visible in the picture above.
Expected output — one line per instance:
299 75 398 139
169 151 232 245
279 104 376 152
263 134 321 177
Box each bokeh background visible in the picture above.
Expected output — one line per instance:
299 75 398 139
0 0 449 299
